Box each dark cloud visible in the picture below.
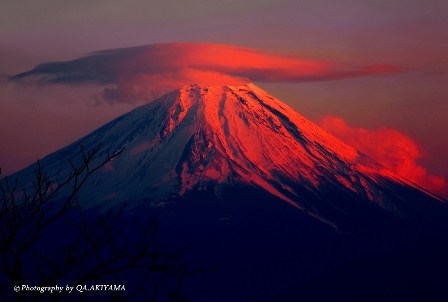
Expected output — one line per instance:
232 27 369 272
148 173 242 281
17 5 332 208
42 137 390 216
11 46 143 84
11 43 402 104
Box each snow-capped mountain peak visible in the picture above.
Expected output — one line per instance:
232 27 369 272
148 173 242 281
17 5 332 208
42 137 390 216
13 83 447 230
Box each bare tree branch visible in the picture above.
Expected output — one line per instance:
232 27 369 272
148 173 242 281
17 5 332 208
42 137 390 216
0 144 200 301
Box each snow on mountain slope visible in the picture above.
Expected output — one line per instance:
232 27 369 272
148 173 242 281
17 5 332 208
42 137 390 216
11 83 448 230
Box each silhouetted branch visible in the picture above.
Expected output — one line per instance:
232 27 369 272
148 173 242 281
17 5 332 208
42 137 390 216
0 144 199 301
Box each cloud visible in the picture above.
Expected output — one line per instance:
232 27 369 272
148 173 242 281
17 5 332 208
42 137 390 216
319 116 448 198
10 43 401 105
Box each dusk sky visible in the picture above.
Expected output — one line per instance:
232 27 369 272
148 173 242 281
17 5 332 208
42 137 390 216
1 0 447 197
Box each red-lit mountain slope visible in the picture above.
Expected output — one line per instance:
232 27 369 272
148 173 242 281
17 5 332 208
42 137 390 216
12 83 448 231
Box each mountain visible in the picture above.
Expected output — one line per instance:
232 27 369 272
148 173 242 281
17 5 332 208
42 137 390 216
15 83 447 229
9 83 448 301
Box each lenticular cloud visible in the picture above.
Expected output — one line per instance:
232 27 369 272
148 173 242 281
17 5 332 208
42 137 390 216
11 43 400 105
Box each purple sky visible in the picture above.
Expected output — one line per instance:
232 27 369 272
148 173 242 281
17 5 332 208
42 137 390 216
1 0 447 195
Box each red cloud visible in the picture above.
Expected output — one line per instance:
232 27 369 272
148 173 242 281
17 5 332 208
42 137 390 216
319 116 448 198
12 43 402 105
106 44 402 104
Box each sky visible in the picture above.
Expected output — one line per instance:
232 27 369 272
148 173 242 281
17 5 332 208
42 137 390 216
1 0 447 197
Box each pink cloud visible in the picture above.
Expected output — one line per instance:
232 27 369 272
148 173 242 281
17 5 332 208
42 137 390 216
319 116 448 198
12 43 402 105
